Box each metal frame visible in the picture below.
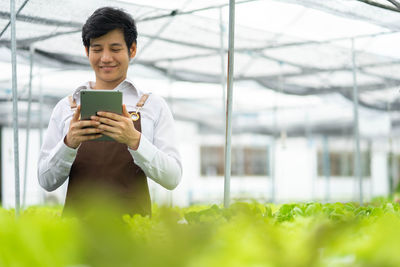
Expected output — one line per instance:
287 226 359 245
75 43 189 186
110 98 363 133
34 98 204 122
223 0 235 208
10 0 20 217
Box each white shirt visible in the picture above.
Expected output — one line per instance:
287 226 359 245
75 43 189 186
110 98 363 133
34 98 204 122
37 79 182 191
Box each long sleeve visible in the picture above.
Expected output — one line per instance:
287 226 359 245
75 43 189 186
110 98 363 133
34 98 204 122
128 96 182 190
37 100 77 191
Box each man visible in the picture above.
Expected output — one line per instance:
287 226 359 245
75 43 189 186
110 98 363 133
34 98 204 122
38 7 182 217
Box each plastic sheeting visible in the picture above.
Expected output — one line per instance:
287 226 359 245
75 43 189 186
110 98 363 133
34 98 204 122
1 0 400 135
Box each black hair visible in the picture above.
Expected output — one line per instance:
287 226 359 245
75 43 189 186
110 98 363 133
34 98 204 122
82 7 137 54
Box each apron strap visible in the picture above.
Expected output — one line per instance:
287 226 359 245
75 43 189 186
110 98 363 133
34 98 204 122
136 93 150 108
130 93 150 121
68 95 77 110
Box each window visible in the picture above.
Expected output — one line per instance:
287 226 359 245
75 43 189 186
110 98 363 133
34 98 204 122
201 146 224 176
387 153 400 192
200 146 269 177
317 150 371 177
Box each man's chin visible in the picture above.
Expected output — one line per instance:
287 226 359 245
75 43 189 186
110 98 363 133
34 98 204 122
98 74 119 81
96 76 124 86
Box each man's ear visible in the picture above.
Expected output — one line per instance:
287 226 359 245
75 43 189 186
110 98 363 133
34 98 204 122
85 46 89 57
129 43 137 59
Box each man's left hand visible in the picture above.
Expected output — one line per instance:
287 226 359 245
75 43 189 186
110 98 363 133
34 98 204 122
91 104 141 150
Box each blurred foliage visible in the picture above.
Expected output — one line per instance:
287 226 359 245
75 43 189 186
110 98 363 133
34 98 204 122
1 201 400 266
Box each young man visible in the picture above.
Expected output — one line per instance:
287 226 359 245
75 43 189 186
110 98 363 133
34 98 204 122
37 7 182 216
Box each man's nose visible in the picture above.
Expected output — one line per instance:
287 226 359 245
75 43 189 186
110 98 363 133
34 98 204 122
101 50 112 62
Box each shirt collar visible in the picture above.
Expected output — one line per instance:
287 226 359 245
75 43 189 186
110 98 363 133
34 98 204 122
72 79 139 102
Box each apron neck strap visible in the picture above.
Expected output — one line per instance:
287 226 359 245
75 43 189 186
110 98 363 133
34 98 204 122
136 93 150 108
130 93 151 121
68 95 77 110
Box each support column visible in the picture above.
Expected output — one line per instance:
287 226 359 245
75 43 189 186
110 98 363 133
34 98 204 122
323 136 330 202
10 0 20 217
351 38 363 205
219 7 226 126
22 46 34 209
224 0 235 208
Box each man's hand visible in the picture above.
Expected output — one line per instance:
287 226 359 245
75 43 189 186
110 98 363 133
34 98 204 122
91 104 141 150
65 105 104 149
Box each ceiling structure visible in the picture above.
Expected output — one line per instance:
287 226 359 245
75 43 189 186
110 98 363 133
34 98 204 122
1 0 400 138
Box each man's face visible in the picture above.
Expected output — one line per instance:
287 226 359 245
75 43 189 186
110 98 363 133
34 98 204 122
85 29 136 89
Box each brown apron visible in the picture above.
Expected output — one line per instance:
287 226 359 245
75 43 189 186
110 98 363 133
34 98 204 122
63 94 151 217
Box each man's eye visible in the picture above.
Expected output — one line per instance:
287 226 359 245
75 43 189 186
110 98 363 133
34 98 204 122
92 49 102 53
112 49 121 52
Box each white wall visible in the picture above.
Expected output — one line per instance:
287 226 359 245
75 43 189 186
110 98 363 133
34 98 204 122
147 120 200 207
184 134 391 204
371 143 389 196
275 138 316 202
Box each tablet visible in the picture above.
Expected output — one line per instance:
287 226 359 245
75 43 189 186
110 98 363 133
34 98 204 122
80 90 122 141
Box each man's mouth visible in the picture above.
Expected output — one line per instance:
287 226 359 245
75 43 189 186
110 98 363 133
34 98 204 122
100 66 117 71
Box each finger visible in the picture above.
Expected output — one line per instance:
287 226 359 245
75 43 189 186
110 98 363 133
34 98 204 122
72 105 81 122
97 111 121 121
100 131 117 140
76 120 101 129
76 127 104 136
122 104 130 118
97 123 119 133
94 116 120 127
79 134 103 141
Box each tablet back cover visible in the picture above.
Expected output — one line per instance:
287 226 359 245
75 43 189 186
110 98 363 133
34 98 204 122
80 90 122 141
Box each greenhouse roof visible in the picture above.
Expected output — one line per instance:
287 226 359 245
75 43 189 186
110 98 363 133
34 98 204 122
1 0 400 137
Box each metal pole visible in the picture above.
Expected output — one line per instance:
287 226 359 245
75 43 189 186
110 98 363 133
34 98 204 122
323 135 330 202
38 70 43 148
270 63 283 203
167 60 174 112
392 148 398 195
305 108 316 200
22 45 34 210
351 38 363 205
388 102 395 195
38 69 45 204
278 62 287 149
270 138 276 203
10 0 20 217
219 7 226 128
223 0 235 208
0 0 30 39
167 59 173 207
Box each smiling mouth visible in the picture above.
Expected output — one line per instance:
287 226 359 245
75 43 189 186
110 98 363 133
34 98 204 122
100 66 117 71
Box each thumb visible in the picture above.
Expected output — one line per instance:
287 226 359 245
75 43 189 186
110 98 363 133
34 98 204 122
122 104 130 118
72 105 81 122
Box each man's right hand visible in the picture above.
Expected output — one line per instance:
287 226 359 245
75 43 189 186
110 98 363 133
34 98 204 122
64 105 104 149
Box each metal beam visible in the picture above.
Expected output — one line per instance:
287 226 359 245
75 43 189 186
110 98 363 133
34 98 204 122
0 29 80 48
387 0 400 9
10 0 20 217
139 0 257 22
356 0 400 12
224 0 235 208
0 0 30 39
22 45 34 209
352 38 363 204
0 11 81 27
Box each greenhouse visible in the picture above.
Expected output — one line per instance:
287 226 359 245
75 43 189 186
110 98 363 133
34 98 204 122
1 0 400 266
